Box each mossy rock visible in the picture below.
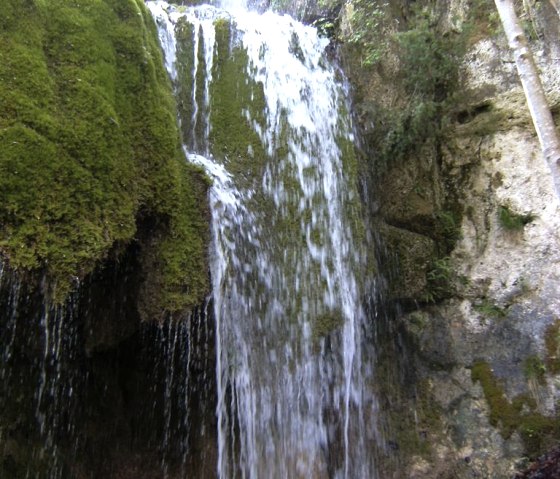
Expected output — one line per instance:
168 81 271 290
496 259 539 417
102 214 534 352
379 223 437 301
0 0 209 314
312 310 343 342
471 360 560 458
545 319 560 374
208 17 268 185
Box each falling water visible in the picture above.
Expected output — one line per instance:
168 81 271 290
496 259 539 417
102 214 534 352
0 259 218 477
0 265 82 479
147 1 379 477
154 305 215 478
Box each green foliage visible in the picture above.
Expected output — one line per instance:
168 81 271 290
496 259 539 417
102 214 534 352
317 0 341 8
390 11 466 152
523 355 547 385
471 361 560 457
312 18 336 39
498 206 536 231
270 0 342 20
354 5 467 174
346 0 388 67
423 256 453 302
544 319 560 374
434 210 462 252
467 0 502 41
307 0 344 38
396 18 464 101
0 0 209 312
473 299 507 319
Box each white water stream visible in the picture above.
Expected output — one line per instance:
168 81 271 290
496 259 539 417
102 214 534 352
147 2 379 477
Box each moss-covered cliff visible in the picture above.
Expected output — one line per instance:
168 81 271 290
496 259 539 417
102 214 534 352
1 3 216 476
0 0 209 317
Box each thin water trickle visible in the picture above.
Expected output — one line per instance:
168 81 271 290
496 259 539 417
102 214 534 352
41 301 80 478
148 1 380 477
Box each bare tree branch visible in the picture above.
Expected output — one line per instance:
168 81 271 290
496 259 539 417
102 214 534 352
495 0 560 199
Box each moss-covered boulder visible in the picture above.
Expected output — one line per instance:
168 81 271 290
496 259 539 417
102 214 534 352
0 0 209 316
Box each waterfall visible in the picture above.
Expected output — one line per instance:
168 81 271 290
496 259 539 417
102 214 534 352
0 259 217 478
147 1 379 477
0 267 82 479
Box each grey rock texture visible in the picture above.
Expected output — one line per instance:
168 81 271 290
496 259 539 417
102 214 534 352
342 0 560 476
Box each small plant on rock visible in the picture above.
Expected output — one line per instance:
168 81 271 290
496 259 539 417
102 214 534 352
498 206 536 231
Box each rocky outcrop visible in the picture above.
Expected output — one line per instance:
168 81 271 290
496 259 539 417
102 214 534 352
338 0 560 476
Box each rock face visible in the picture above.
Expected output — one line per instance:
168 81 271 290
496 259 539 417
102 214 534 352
339 0 560 476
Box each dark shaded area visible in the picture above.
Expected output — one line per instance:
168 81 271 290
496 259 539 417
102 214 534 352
515 447 560 479
0 245 216 478
456 101 493 124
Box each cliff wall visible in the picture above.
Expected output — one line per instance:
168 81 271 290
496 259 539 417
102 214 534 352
335 0 560 475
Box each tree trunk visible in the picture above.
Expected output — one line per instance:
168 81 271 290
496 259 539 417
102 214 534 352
494 0 560 199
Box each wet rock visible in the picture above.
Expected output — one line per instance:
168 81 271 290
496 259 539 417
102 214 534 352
379 223 437 301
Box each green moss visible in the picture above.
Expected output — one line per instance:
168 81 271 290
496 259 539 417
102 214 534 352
471 361 560 457
545 319 560 374
498 206 536 231
385 379 443 459
175 19 197 148
337 124 367 248
471 361 526 436
171 14 368 319
473 299 508 319
208 17 268 184
0 0 209 312
312 310 343 342
415 380 444 433
523 356 547 385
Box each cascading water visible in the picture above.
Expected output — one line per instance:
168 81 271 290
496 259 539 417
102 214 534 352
0 257 217 478
147 1 380 477
0 265 82 479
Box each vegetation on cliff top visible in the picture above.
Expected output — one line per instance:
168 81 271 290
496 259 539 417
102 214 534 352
343 1 468 175
0 0 209 314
